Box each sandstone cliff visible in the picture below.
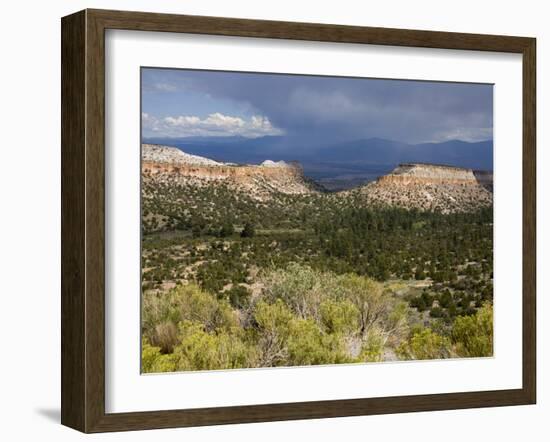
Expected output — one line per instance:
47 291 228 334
352 163 493 213
142 144 321 198
142 145 492 213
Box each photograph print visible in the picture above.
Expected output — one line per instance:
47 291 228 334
140 68 494 374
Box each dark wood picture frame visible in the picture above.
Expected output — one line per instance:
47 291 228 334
61 8 536 433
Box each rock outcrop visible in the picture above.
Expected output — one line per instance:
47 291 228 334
142 144 321 198
377 163 479 185
142 145 492 212
353 163 493 213
142 143 225 166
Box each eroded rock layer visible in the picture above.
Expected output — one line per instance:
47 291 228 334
142 144 321 198
142 145 493 213
353 163 493 213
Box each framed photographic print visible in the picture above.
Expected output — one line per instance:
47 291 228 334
61 9 536 433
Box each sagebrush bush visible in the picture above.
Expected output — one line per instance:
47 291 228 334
173 321 258 371
396 327 453 360
319 299 360 336
142 283 238 341
142 340 177 373
149 321 178 353
258 263 343 319
141 264 492 373
359 327 386 362
452 303 493 357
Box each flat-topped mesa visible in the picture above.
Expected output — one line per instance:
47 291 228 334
142 143 319 196
142 143 225 166
376 163 479 186
356 162 493 213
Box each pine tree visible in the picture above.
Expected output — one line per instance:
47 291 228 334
241 222 255 238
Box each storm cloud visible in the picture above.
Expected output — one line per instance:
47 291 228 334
141 68 493 144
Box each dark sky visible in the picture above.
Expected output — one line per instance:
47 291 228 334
141 68 493 145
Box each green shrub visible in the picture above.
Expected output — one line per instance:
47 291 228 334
359 327 385 362
396 327 452 360
319 299 360 336
253 299 352 366
253 300 294 366
142 340 178 373
142 283 239 346
286 318 352 366
338 273 391 337
219 223 235 237
225 285 251 309
148 321 178 353
240 222 255 238
259 263 340 319
173 321 257 371
452 303 493 357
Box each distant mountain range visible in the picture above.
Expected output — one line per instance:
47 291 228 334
142 136 493 190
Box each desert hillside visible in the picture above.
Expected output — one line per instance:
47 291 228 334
142 144 493 213
142 143 321 199
351 163 493 214
141 145 493 234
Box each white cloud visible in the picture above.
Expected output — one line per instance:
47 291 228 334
164 115 201 126
142 112 284 138
141 112 162 132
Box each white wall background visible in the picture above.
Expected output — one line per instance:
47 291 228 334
0 0 547 440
